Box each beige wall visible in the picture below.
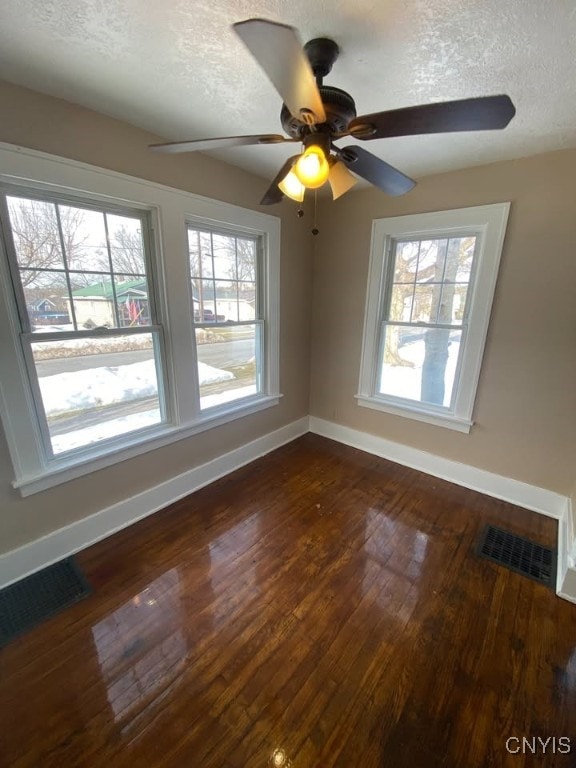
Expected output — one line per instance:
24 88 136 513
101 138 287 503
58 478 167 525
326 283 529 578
0 80 313 553
310 150 576 494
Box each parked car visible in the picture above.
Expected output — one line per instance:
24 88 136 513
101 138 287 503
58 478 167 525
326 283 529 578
193 308 225 322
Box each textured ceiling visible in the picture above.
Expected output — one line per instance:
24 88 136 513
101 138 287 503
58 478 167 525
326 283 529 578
0 0 575 186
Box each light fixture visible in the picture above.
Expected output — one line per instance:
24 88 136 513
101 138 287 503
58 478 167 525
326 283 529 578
278 169 305 202
328 159 358 200
293 144 330 189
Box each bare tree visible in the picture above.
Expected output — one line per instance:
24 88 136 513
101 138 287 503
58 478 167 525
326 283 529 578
234 238 256 283
7 198 87 287
385 241 437 366
105 224 145 274
421 236 474 404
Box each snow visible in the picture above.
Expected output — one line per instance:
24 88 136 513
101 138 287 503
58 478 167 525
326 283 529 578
380 338 460 406
40 359 234 417
51 409 161 454
32 332 154 360
40 358 236 454
200 385 257 410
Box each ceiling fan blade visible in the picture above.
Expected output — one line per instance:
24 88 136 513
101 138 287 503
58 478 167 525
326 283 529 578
233 19 326 125
260 154 301 205
329 160 358 200
340 146 416 196
349 95 516 140
150 134 291 154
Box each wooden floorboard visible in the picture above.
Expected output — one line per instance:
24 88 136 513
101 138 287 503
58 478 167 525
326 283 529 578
1 433 575 767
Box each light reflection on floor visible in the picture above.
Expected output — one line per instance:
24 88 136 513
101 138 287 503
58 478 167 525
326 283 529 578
91 568 187 732
269 746 293 766
208 511 261 629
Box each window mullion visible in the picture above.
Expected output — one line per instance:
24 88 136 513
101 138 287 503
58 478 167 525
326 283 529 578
411 240 422 323
102 213 121 327
53 203 79 331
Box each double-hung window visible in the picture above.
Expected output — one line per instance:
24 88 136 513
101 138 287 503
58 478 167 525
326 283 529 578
357 204 510 432
0 143 280 495
0 190 167 457
187 225 263 411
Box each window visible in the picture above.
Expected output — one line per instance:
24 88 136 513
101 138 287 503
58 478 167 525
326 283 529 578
0 144 280 494
1 192 166 457
187 226 263 411
357 204 510 432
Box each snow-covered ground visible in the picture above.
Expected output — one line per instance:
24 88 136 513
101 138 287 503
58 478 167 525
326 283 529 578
40 359 238 454
40 359 233 417
32 331 153 359
380 337 460 406
50 385 258 454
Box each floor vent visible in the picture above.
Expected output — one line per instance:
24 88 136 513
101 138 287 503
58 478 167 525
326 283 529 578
477 525 556 588
0 557 91 647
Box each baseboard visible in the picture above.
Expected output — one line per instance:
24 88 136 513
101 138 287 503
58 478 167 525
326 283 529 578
0 416 309 589
558 496 576 603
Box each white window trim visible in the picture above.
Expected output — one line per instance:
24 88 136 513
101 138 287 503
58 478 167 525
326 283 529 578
357 203 510 432
0 143 281 495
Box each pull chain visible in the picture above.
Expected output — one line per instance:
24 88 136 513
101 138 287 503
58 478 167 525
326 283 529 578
312 190 319 236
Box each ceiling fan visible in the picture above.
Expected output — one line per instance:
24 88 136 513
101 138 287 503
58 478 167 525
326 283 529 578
150 19 516 205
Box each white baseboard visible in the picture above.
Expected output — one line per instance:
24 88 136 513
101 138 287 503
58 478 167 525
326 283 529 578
558 496 576 603
310 417 576 603
0 416 309 589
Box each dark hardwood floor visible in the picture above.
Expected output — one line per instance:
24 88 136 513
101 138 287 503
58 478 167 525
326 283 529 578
1 434 575 767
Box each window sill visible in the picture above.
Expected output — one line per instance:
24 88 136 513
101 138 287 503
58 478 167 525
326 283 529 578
13 393 281 497
355 395 473 433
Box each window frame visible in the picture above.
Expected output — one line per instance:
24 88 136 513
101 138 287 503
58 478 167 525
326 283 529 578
0 188 171 462
357 203 510 433
0 143 280 495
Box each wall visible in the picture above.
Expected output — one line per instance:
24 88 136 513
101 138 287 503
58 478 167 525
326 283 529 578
0 79 313 554
310 150 576 495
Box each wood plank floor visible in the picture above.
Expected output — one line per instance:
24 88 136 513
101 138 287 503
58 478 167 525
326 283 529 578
1 434 575 767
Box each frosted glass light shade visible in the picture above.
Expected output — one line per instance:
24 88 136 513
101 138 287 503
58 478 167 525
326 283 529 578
329 161 358 199
278 170 305 202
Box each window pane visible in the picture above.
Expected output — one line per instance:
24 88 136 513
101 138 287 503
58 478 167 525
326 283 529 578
7 197 65 271
107 214 146 274
416 239 447 282
393 240 419 281
20 270 72 330
238 281 257 319
445 236 476 283
59 206 108 271
195 324 259 410
199 231 214 277
31 332 163 455
68 273 150 329
211 233 237 280
188 232 200 277
388 284 414 322
379 324 462 408
235 238 257 282
114 275 151 326
438 283 469 324
412 284 443 323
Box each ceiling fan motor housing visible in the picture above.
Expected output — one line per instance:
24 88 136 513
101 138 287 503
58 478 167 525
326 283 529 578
281 86 357 138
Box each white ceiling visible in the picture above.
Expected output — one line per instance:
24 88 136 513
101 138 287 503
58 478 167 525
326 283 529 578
0 0 575 186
